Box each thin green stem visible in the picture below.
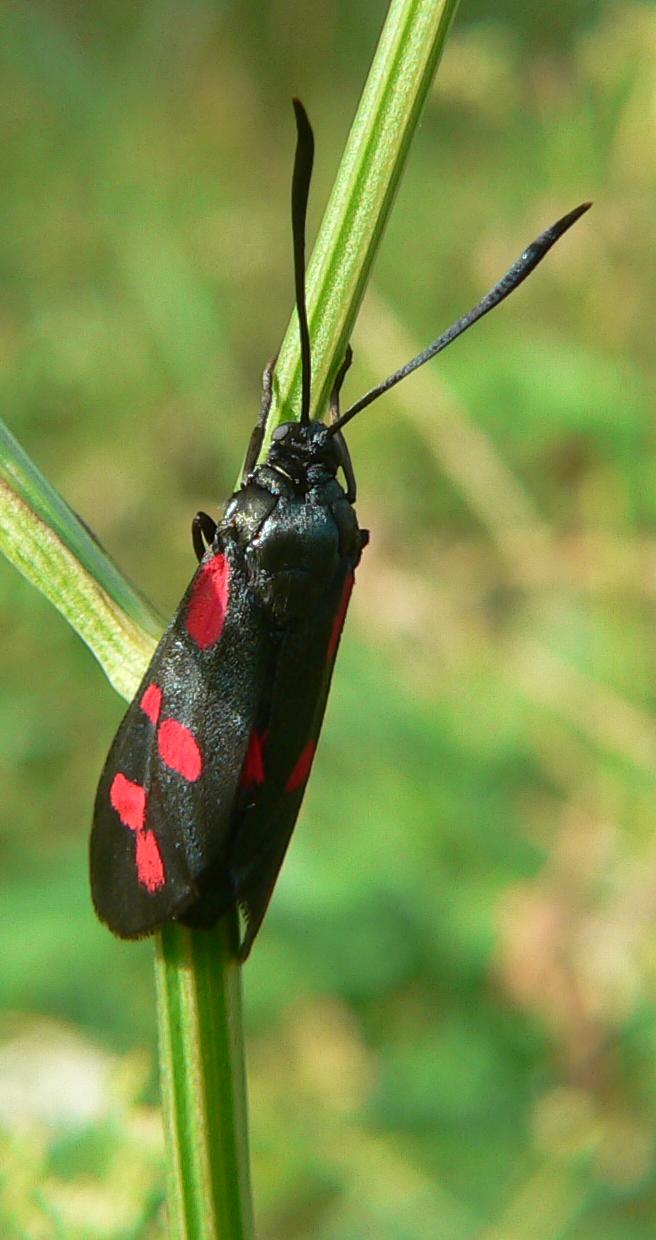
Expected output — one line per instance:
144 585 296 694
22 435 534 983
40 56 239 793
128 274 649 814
152 3 461 1232
260 0 460 452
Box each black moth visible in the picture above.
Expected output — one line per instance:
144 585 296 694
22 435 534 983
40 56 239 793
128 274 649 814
91 100 589 959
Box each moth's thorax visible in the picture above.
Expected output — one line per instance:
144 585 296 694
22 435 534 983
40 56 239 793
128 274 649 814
218 420 363 625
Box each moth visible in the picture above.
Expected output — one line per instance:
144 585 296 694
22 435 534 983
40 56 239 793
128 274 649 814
91 100 589 957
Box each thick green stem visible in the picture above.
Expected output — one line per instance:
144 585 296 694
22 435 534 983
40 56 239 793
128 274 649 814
154 921 252 1240
0 421 161 698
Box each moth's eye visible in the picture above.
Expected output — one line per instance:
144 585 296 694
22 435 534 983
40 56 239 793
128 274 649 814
272 423 293 442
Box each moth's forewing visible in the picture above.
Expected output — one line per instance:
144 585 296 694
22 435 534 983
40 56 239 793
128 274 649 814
90 540 270 938
226 564 357 958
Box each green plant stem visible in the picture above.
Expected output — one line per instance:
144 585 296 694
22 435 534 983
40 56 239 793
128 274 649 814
261 0 460 452
152 4 461 1235
0 1 461 1235
0 420 162 697
154 920 252 1240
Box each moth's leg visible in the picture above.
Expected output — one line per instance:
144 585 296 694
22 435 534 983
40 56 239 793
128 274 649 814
334 431 357 504
329 344 353 422
242 353 278 482
329 345 356 503
192 511 217 562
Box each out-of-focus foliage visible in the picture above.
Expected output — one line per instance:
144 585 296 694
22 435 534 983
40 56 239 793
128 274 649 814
0 1 655 1236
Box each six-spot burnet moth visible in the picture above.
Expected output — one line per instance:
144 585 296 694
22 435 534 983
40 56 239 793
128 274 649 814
90 99 590 959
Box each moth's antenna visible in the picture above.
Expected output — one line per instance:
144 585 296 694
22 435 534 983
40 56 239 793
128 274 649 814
291 98 314 425
330 201 592 433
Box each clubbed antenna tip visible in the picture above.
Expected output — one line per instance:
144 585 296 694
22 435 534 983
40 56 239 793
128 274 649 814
330 200 592 433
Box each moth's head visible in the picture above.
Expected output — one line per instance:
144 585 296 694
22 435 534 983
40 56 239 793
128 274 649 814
268 420 341 475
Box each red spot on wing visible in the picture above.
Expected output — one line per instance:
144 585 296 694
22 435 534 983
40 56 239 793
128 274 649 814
186 553 230 649
110 773 146 832
135 829 166 892
286 740 317 793
240 730 266 788
158 718 203 781
110 772 166 892
140 683 163 725
327 571 354 663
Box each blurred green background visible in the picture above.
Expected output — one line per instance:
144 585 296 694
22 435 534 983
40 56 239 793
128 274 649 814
1 1 655 1236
